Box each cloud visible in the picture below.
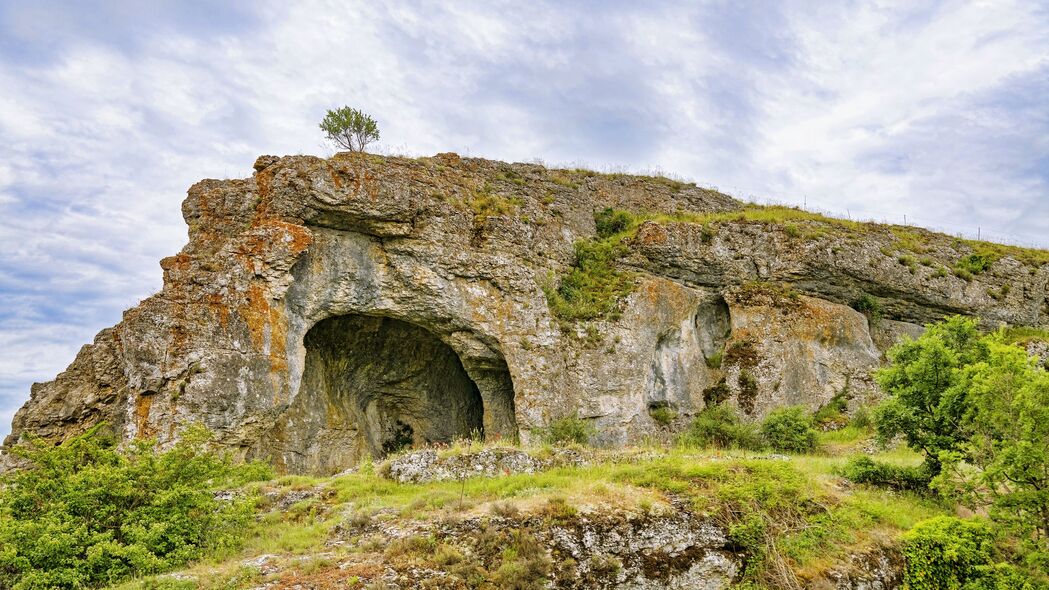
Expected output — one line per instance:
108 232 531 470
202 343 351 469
1 0 1047 436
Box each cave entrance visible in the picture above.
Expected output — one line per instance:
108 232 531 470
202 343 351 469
291 314 516 471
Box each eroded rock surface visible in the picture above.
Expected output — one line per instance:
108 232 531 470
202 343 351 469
383 447 588 483
5 153 1047 473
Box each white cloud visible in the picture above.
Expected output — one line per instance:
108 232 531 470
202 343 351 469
1 0 1047 435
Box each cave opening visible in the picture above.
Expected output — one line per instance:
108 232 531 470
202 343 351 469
285 314 517 472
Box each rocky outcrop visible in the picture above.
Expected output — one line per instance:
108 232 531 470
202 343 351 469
5 153 1047 473
337 502 742 589
383 447 588 484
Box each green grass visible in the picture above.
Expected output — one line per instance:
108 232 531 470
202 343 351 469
102 444 950 590
1000 325 1049 345
465 183 522 220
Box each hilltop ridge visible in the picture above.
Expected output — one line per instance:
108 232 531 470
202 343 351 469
4 151 1047 474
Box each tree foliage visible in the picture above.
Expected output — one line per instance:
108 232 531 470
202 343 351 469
876 316 1049 583
874 315 988 474
319 106 379 152
902 516 1038 590
0 425 270 590
936 338 1049 553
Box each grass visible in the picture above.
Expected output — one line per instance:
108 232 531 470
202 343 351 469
105 442 950 590
1000 325 1049 345
465 183 522 221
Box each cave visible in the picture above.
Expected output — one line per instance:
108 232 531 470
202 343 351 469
275 314 517 473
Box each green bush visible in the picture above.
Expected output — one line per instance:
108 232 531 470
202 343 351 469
544 237 634 322
812 393 849 427
679 404 763 451
648 406 677 426
759 406 818 453
955 253 995 276
0 425 270 590
851 294 882 325
902 516 1041 590
840 456 932 492
541 417 595 446
594 208 635 239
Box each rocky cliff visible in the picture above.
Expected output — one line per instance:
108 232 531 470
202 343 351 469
6 152 1047 474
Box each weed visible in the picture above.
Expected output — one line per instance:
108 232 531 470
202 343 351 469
540 416 595 446
649 405 677 426
705 350 724 369
955 253 995 276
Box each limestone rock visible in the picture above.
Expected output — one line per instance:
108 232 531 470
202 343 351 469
5 153 1046 474
383 447 586 484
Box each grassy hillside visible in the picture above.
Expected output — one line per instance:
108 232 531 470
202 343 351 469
102 432 940 589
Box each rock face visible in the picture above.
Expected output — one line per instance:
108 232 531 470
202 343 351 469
343 503 742 589
5 153 1047 473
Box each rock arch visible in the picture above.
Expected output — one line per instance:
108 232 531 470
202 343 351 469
266 314 516 474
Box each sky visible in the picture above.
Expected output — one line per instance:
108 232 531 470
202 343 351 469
1 0 1047 437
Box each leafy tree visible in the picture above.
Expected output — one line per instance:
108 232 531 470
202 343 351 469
877 317 1049 581
319 106 379 152
874 315 988 474
0 425 270 590
936 337 1049 553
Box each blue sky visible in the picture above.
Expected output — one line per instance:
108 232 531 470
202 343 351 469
1 1 1047 436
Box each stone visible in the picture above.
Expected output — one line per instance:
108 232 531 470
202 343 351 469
383 447 587 484
4 153 1046 474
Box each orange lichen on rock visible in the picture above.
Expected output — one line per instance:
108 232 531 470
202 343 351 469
134 394 154 439
159 253 191 271
207 293 230 329
635 221 669 246
238 283 289 373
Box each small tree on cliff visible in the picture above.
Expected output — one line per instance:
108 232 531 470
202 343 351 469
319 106 380 152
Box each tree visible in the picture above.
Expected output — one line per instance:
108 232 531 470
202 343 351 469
319 106 379 152
936 338 1049 551
874 315 988 474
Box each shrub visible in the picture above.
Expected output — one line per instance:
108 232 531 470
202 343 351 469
679 404 763 451
319 106 379 152
544 233 634 323
851 294 882 325
649 405 677 426
0 425 270 590
594 208 635 238
812 393 849 428
759 406 818 453
840 456 932 492
541 416 594 446
955 253 995 276
901 517 1041 590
